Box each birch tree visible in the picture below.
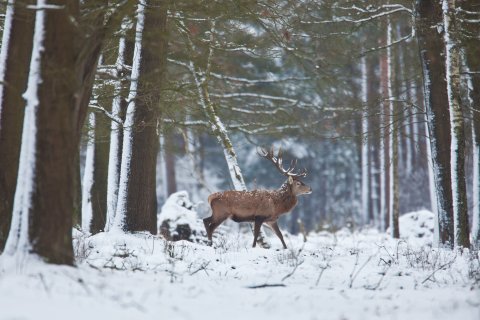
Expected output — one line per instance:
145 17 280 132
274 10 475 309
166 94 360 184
0 0 35 252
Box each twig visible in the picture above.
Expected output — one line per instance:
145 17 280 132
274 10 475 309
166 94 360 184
247 283 286 289
315 265 329 286
282 260 304 281
349 250 378 288
189 261 210 276
421 258 456 284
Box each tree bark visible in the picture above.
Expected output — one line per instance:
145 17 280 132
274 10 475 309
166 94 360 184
89 96 112 233
415 0 454 247
164 131 178 196
4 0 79 265
0 0 35 252
379 19 390 232
105 22 134 231
114 0 167 234
387 17 400 238
442 0 470 248
462 0 480 246
360 56 370 225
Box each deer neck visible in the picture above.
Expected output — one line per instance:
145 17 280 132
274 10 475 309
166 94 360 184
276 182 297 213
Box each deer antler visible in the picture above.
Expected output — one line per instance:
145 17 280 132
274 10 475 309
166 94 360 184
257 146 307 177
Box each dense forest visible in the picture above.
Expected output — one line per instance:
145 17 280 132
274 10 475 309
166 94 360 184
0 0 479 261
0 1 479 319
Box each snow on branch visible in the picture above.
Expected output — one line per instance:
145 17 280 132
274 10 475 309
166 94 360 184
360 32 413 57
210 92 320 110
88 105 123 125
300 7 411 25
27 4 65 10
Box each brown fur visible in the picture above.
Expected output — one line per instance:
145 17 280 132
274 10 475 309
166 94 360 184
204 177 311 249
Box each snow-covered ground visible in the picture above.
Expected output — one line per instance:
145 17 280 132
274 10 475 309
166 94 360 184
0 208 479 320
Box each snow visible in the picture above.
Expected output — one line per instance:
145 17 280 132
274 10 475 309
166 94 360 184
81 113 95 233
396 210 435 244
3 0 46 256
158 191 204 233
0 217 479 320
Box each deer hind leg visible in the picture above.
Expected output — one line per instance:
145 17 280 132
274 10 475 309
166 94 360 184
252 216 266 248
268 221 287 249
204 213 228 243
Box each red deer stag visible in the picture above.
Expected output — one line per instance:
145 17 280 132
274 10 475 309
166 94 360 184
204 147 312 249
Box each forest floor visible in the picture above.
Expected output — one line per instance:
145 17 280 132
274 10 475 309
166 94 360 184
0 211 479 320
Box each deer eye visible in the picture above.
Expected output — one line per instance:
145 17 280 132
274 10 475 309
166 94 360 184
296 182 300 185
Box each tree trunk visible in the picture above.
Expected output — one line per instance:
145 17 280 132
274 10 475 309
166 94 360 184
0 0 35 252
81 113 95 233
416 0 454 247
379 19 390 232
164 131 178 196
5 0 78 265
462 0 480 246
387 17 400 238
114 0 167 234
442 0 470 248
105 21 134 231
360 56 370 226
89 97 112 233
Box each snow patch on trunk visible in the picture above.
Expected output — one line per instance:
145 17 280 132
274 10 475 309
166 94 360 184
81 113 95 233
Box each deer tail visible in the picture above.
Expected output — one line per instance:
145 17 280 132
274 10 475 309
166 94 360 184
208 193 220 207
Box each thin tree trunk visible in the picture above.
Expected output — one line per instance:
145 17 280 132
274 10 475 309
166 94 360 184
379 20 390 232
367 54 380 228
82 114 95 233
387 17 400 238
360 56 370 226
89 101 112 233
442 0 470 248
416 0 454 247
0 0 35 252
105 21 133 231
164 131 177 196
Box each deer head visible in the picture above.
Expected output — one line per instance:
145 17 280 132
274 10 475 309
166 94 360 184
257 146 312 196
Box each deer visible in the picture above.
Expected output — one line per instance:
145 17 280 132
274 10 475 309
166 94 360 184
203 147 312 249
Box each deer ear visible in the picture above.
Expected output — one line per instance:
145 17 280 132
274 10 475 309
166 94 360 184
288 176 293 184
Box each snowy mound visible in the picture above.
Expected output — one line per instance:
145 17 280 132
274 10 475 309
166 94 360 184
399 210 435 242
158 191 207 242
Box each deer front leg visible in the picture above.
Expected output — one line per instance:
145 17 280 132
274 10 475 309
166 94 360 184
268 221 287 249
252 216 266 248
